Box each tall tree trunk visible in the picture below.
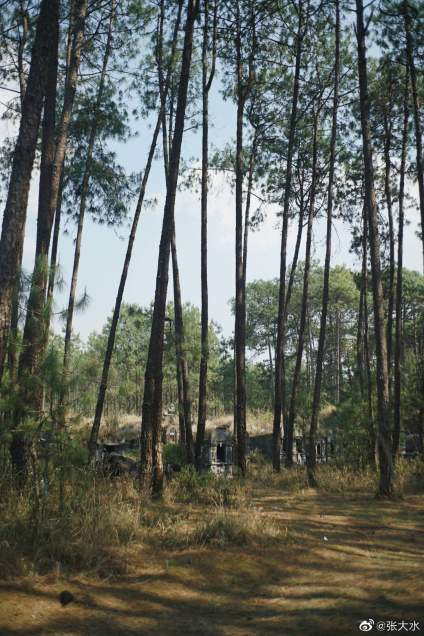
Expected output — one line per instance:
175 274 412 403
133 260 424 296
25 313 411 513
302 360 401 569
171 230 193 462
59 0 114 427
196 0 217 470
273 0 304 471
284 120 318 467
140 0 199 497
357 247 365 396
234 1 247 475
362 206 376 466
157 0 193 463
9 1 59 480
0 0 57 384
383 112 395 375
307 0 339 486
403 0 424 271
87 0 183 460
336 310 341 403
393 71 409 459
16 0 59 404
285 110 318 467
17 4 29 106
355 0 393 497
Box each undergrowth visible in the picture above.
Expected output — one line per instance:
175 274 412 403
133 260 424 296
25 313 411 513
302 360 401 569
0 455 422 578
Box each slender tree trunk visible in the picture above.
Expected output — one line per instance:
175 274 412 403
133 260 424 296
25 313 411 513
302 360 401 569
0 0 57 384
307 0 339 486
403 0 424 272
286 111 318 467
17 4 29 106
273 1 304 471
45 174 64 327
383 113 395 375
196 0 217 470
357 249 365 396
157 0 193 463
361 206 376 466
175 340 186 447
140 0 199 497
355 0 393 496
87 0 183 460
59 0 114 427
393 72 409 459
234 1 247 475
336 310 341 403
268 338 275 407
171 229 194 463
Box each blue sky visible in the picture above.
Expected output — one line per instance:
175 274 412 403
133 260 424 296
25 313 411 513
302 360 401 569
1 74 422 344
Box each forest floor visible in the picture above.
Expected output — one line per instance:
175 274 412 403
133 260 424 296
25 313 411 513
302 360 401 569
0 480 423 636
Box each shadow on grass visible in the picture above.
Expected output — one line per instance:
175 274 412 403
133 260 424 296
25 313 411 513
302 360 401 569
1 489 424 635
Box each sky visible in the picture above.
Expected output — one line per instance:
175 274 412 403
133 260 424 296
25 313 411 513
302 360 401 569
0 72 422 345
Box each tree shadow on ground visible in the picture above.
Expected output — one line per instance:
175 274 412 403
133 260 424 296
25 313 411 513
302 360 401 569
0 491 423 635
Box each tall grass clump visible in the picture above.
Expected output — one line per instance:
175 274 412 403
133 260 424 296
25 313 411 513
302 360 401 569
191 510 285 547
168 465 247 508
0 464 143 577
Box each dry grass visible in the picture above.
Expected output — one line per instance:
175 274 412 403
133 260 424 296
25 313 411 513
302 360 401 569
0 459 423 635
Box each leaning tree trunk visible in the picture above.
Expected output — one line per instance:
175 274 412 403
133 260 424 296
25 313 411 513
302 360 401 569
307 0 339 486
59 0 114 428
87 0 183 461
140 0 199 497
157 0 193 463
393 71 409 459
286 110 319 468
0 0 57 384
403 0 424 272
356 0 393 497
273 1 304 471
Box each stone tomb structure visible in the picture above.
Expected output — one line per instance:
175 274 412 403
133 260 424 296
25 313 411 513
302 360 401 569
202 425 234 475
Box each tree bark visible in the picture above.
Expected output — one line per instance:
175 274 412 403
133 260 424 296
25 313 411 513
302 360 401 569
383 112 395 375
16 0 59 405
403 0 424 272
59 0 113 428
196 0 217 470
273 0 304 471
233 0 247 476
9 0 59 481
171 230 194 463
285 110 318 467
140 0 199 497
355 0 393 496
157 0 193 463
87 0 183 460
362 206 376 466
0 0 57 384
307 0 339 486
393 71 409 459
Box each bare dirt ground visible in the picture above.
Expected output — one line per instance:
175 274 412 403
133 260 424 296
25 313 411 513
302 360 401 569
1 486 423 636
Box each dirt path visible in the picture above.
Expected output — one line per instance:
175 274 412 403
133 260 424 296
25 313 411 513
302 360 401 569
1 490 423 635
